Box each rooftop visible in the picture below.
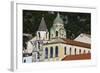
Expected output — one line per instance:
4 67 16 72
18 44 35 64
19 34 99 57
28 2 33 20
74 33 91 44
62 38 91 48
38 17 48 31
44 38 91 49
53 13 64 24
62 53 91 61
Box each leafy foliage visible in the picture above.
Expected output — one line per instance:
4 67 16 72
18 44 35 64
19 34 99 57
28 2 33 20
23 10 91 39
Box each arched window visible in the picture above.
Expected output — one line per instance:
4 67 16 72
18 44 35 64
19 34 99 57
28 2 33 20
84 50 86 54
79 49 81 54
64 47 66 55
38 42 40 49
55 46 58 57
37 52 40 59
46 32 48 39
56 31 58 37
50 47 53 58
38 32 40 38
45 47 48 59
52 34 53 37
88 51 90 54
24 59 26 63
70 47 71 55
75 48 76 55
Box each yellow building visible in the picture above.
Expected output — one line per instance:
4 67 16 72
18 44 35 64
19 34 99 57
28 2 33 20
42 38 90 61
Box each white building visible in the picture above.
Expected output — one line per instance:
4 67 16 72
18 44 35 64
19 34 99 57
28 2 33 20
23 56 32 63
74 33 91 44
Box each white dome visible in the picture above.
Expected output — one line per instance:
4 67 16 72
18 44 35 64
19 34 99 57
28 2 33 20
53 13 64 25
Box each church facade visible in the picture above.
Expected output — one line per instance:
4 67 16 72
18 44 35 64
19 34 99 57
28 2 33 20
23 13 91 63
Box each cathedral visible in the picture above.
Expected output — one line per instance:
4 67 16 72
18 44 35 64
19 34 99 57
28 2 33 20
23 13 91 63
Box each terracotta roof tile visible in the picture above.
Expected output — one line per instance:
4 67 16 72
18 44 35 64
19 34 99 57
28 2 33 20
62 53 91 61
62 38 91 48
44 38 91 49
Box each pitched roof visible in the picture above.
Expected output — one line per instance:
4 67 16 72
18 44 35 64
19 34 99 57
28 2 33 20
62 53 91 61
62 38 91 48
44 38 91 49
38 17 48 31
74 33 91 44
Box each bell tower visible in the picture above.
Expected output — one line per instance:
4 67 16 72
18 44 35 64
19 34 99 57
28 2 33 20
36 17 49 61
36 17 49 40
50 13 66 39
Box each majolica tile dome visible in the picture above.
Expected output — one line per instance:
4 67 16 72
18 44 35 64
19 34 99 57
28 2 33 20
53 13 64 25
